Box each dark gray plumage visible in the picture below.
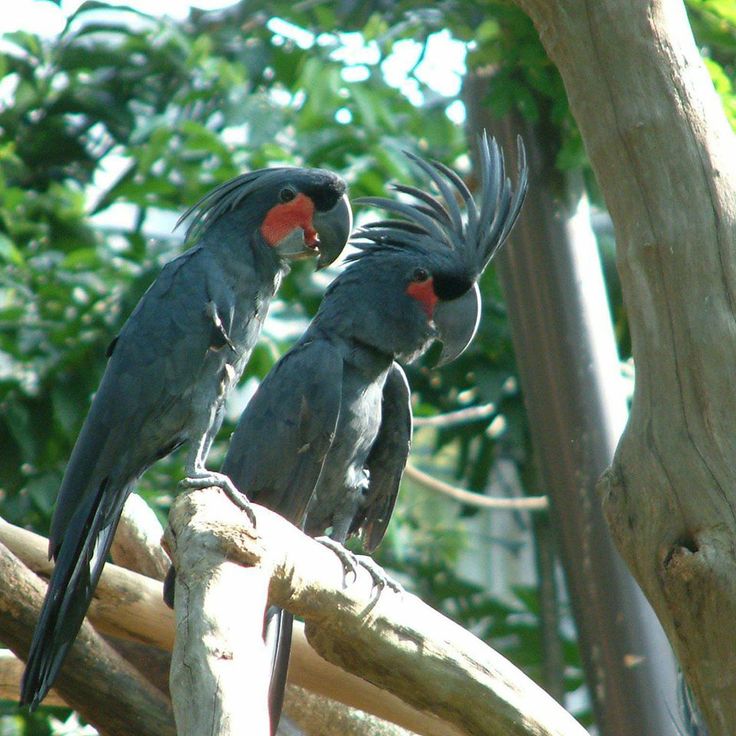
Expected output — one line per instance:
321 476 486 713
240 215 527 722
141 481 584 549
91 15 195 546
221 133 528 733
356 132 527 280
20 166 352 709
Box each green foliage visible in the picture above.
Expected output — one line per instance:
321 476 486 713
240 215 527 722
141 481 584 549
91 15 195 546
705 56 736 126
688 0 736 129
0 1 467 529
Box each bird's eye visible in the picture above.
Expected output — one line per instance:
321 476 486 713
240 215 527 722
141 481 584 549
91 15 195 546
412 267 430 282
279 187 297 203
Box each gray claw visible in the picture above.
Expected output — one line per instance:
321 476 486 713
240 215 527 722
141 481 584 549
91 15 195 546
356 555 403 597
315 536 359 587
315 537 402 598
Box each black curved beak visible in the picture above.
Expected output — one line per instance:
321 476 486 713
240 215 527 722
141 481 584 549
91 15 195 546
313 193 352 269
432 283 481 366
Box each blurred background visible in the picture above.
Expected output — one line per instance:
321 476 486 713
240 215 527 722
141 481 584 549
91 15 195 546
0 1 733 734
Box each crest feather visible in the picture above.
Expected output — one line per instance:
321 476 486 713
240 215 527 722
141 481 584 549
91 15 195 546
353 132 528 277
175 168 292 241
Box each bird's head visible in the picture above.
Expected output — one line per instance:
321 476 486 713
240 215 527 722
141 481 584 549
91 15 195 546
177 167 352 268
335 133 527 365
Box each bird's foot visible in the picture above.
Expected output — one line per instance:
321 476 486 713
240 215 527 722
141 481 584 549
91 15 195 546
314 537 402 598
315 536 359 587
354 554 403 596
180 470 256 526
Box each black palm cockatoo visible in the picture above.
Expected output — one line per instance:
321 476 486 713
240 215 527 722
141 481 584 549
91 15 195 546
20 167 352 709
220 133 528 731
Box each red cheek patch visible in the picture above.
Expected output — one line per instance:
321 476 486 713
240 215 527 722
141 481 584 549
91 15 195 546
406 278 438 319
261 193 318 247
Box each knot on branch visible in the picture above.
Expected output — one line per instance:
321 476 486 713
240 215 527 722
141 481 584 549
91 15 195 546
164 488 268 573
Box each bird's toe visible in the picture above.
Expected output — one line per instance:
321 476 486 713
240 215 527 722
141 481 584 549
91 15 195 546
315 536 359 586
180 470 256 526
356 555 403 597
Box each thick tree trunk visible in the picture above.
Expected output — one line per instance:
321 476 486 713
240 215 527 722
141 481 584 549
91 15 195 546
511 1 736 734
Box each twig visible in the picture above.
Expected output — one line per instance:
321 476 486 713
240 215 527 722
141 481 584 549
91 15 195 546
408 36 431 82
413 404 496 428
405 463 549 511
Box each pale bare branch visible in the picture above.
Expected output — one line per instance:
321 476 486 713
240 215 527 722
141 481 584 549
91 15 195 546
404 463 549 511
413 404 496 428
0 649 65 707
0 516 465 736
164 488 586 736
284 685 416 736
0 539 174 736
111 493 170 581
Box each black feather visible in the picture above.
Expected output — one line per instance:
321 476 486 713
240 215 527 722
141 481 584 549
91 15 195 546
352 132 528 279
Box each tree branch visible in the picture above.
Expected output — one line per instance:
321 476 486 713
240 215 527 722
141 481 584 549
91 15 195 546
0 649 65 707
0 540 175 736
110 493 170 581
412 404 496 428
165 491 272 736
0 649 417 736
284 685 415 736
0 495 582 736
164 487 587 736
0 516 468 736
404 463 549 511
288 621 463 736
0 630 460 736
0 518 174 651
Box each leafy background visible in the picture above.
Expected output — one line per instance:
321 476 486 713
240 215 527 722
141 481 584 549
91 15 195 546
0 1 733 733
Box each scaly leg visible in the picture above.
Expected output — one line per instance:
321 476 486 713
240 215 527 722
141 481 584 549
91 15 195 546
181 429 256 526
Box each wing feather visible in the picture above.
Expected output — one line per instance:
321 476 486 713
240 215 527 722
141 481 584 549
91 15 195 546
221 339 342 527
351 362 412 552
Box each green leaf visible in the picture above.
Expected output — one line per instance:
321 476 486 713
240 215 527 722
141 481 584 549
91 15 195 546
60 247 101 269
0 233 25 266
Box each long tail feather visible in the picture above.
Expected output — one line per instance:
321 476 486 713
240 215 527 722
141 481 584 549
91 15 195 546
264 606 293 734
20 480 129 709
